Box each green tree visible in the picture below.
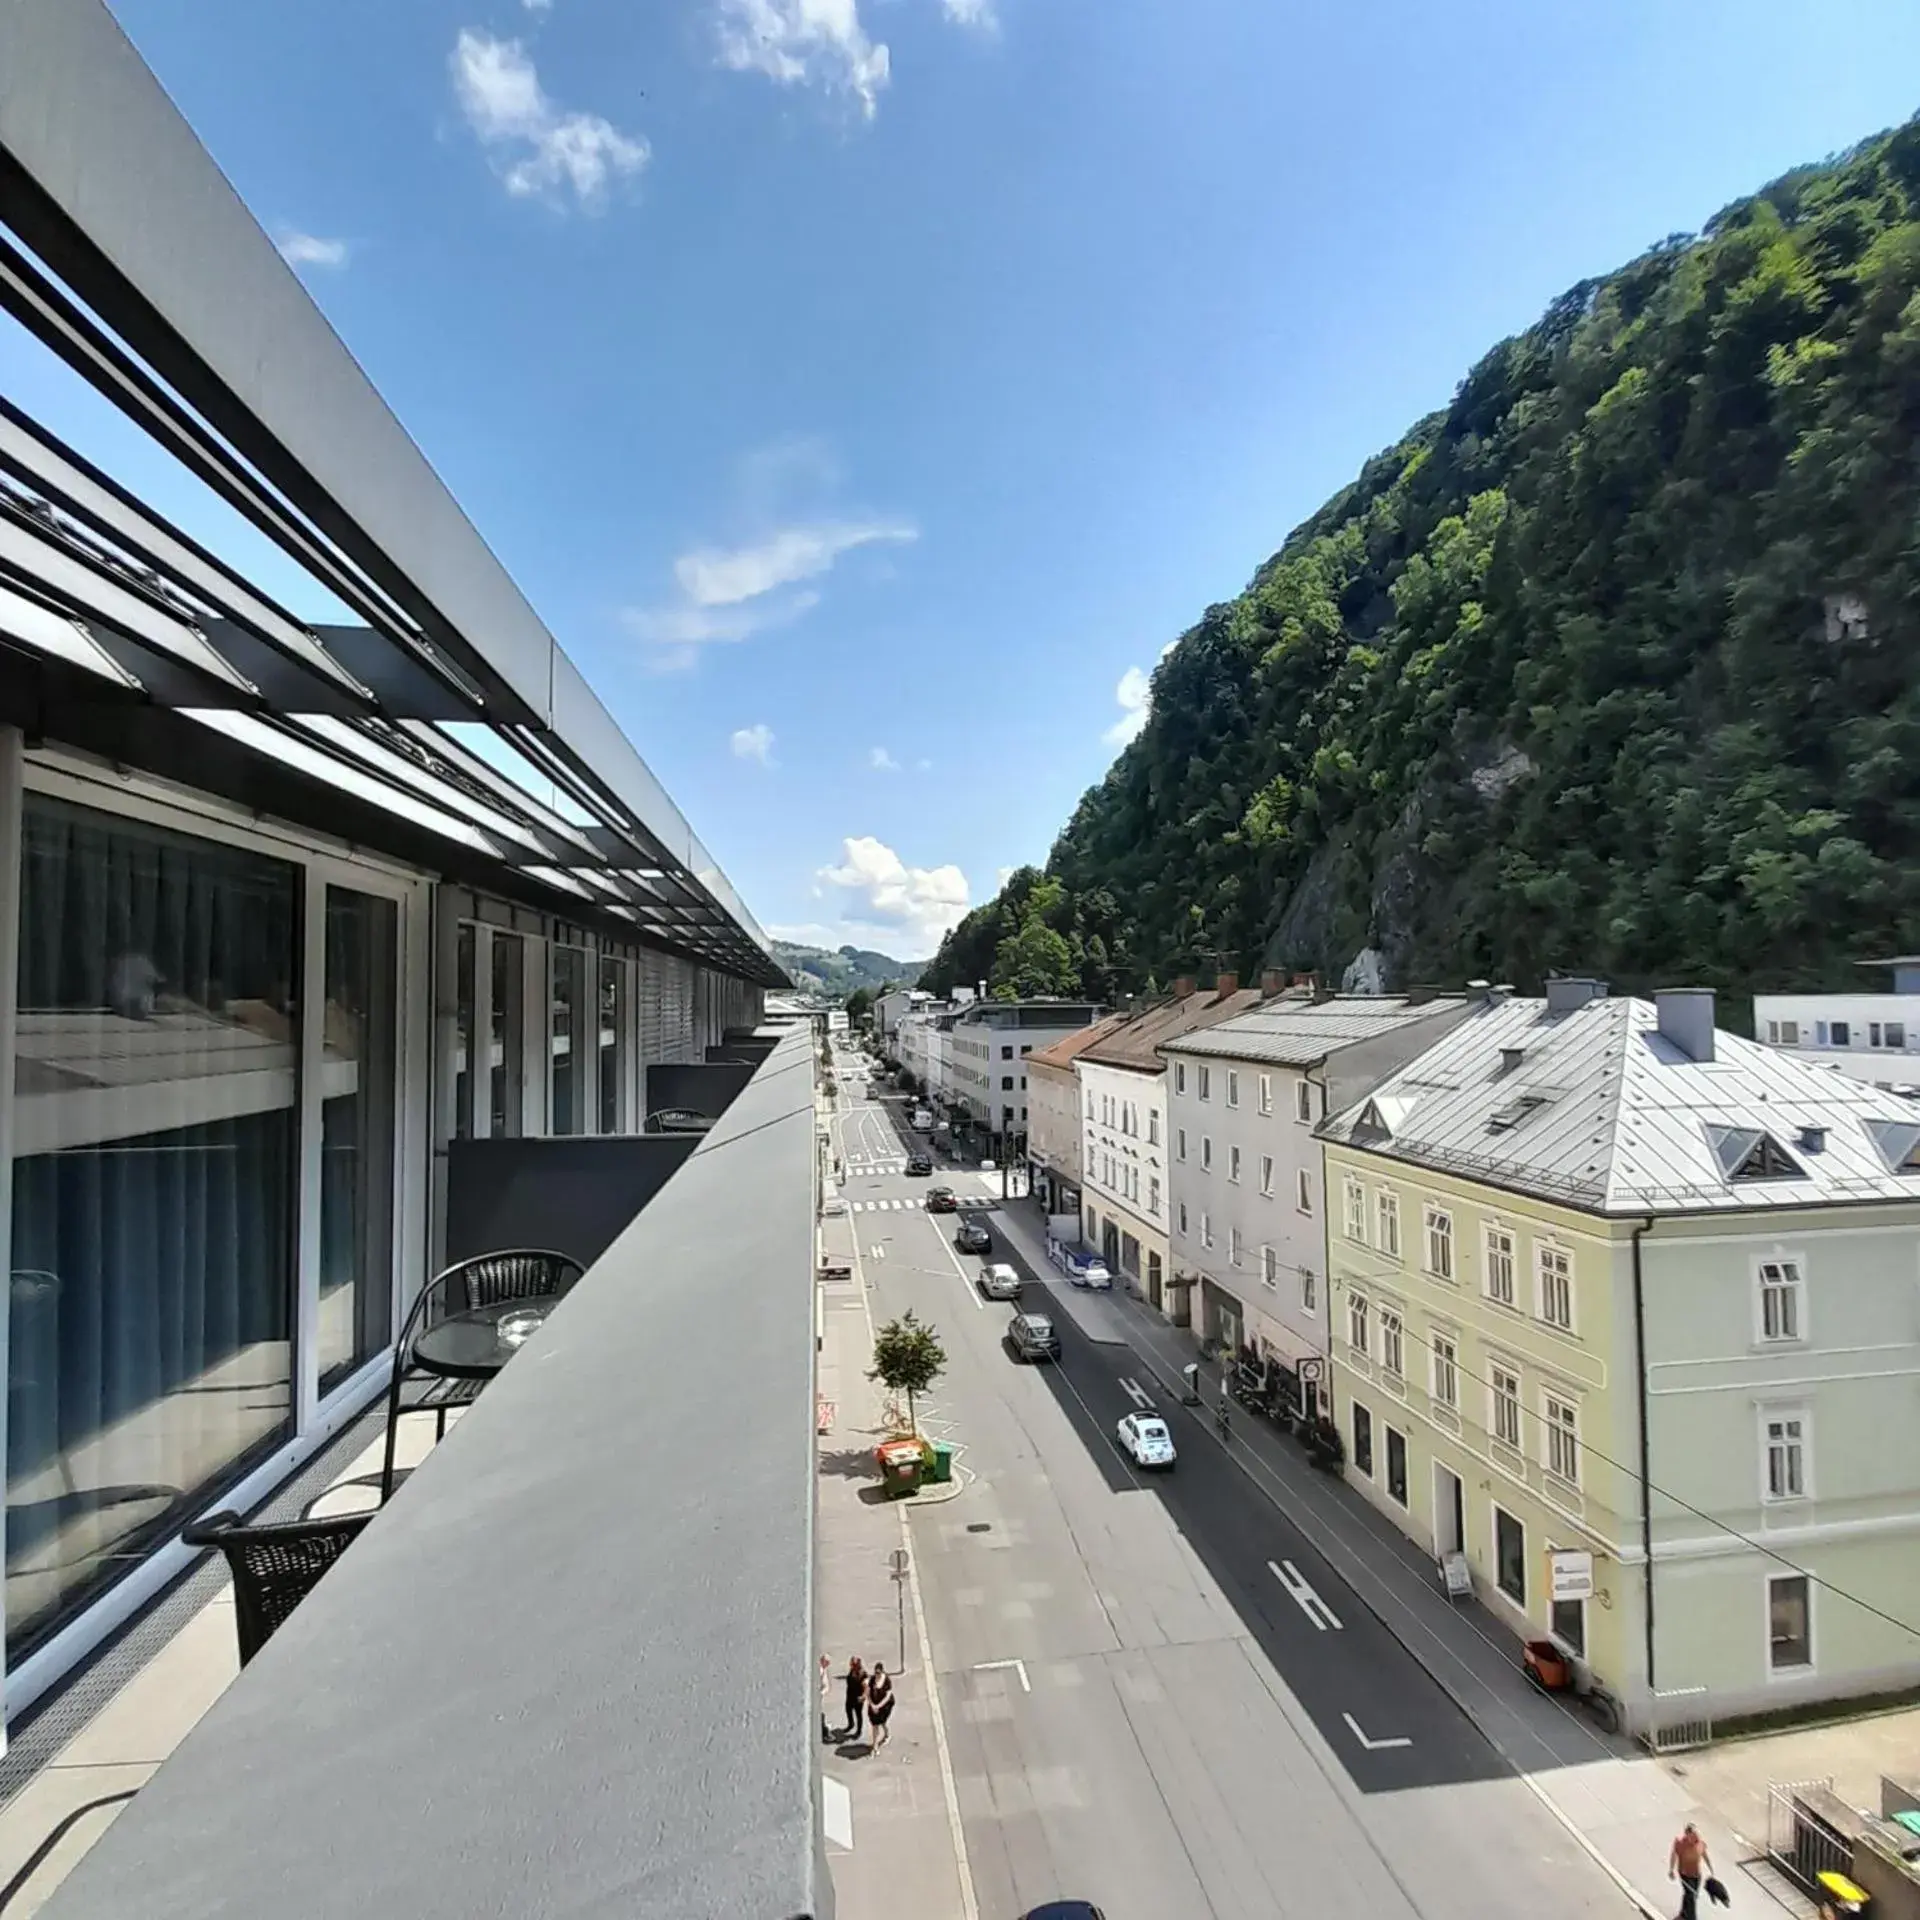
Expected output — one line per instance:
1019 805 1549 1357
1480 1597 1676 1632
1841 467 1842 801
990 912 1078 999
868 1309 947 1436
844 986 875 1025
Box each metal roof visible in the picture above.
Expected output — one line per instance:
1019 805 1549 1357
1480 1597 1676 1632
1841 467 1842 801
1162 994 1470 1067
0 0 780 987
1318 994 1920 1216
1078 986 1268 1073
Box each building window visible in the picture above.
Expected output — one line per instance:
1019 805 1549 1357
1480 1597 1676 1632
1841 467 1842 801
1001 1044 1013 1059
1831 1020 1852 1046
1296 1079 1315 1124
1021 1043 1031 1055
489 931 529 1139
1768 1574 1812 1671
1348 1292 1370 1356
1544 1391 1580 1487
1202 1136 1213 1171
1889 1021 1907 1048
1200 1212 1214 1249
1198 1065 1211 1101
1352 1401 1374 1476
550 942 588 1135
1148 1176 1160 1215
1260 1153 1275 1196
1377 1190 1400 1257
1259 1073 1272 1115
1490 1363 1522 1450
1087 1089 1095 1117
1386 1427 1408 1505
1380 1309 1403 1377
1301 1268 1316 1312
1495 1508 1526 1605
454 923 476 1140
1484 1225 1514 1305
1758 1257 1804 1343
1230 1225 1244 1267
1178 1201 1189 1236
1425 1205 1455 1282
1148 1110 1160 1145
10 796 301 1653
1432 1334 1458 1409
1229 1144 1242 1183
1552 1595 1587 1657
1764 1411 1808 1501
1536 1244 1574 1332
1175 1061 1186 1094
1262 1245 1278 1287
1296 1168 1313 1214
1779 1019 1799 1044
1344 1177 1367 1242
596 955 628 1134
1002 1075 1014 1091
1177 1127 1188 1162
1227 1069 1240 1108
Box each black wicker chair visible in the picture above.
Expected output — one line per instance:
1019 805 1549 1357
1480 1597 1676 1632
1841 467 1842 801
379 1249 585 1502
183 1508 373 1666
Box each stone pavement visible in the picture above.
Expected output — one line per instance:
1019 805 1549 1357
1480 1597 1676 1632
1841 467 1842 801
980 1185 1779 1920
815 1202 973 1920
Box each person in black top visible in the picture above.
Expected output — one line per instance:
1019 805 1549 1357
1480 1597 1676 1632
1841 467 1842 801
843 1656 866 1740
867 1663 895 1750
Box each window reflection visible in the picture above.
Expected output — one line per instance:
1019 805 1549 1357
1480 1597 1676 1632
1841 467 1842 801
550 945 585 1135
598 955 627 1134
453 924 475 1141
8 796 296 1654
318 889 398 1393
489 933 523 1139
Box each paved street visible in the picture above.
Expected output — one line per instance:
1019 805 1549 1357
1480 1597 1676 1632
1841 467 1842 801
825 1071 1638 1920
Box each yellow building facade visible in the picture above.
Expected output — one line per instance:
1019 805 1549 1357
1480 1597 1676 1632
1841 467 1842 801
1322 1143 1640 1683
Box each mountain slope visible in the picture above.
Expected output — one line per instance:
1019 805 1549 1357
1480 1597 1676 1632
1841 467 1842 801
772 940 921 997
925 119 1920 1007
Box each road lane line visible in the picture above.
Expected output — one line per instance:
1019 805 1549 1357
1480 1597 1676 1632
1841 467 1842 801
846 1224 978 1920
1118 1375 1152 1410
1270 1558 1344 1630
1341 1711 1411 1751
929 1209 988 1312
971 1658 1031 1692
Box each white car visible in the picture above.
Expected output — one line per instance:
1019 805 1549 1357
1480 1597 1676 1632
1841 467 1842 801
822 1195 847 1217
1077 1259 1113 1291
976 1261 1023 1300
1116 1412 1176 1469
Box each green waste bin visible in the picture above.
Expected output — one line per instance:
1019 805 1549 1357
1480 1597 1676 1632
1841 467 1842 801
925 1441 955 1485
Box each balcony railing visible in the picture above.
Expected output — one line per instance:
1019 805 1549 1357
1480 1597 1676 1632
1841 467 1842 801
40 1026 828 1920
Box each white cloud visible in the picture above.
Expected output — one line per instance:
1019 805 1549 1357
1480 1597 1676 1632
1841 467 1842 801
451 30 647 208
714 0 891 118
995 865 1014 890
523 0 554 10
915 757 933 772
940 0 997 28
730 723 776 766
675 521 915 608
869 746 900 772
277 230 350 270
1103 642 1176 747
816 835 970 950
625 588 821 650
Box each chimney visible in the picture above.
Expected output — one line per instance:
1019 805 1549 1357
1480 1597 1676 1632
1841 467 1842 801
1499 1046 1527 1075
1215 972 1239 997
1261 968 1285 997
1797 1124 1827 1154
1545 976 1609 1016
1655 988 1716 1063
1173 976 1197 1000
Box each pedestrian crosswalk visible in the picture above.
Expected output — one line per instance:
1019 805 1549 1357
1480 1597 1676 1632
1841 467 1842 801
843 1156 907 1175
847 1196 998 1213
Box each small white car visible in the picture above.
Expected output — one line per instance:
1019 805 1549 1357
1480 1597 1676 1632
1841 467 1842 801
977 1261 1023 1300
1077 1259 1113 1291
822 1195 847 1218
1116 1412 1176 1469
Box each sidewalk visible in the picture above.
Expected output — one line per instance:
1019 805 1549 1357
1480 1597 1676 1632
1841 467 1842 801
984 1189 1774 1920
814 1207 972 1920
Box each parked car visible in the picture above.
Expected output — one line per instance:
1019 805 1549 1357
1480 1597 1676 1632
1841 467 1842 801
1115 1412 1176 1469
954 1217 992 1254
1079 1259 1112 1291
977 1262 1022 1300
1007 1311 1059 1361
905 1154 932 1176
822 1195 847 1217
926 1185 959 1212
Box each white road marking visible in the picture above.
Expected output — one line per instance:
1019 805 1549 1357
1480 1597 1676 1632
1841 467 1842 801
1342 1711 1412 1752
869 1244 886 1261
1270 1558 1343 1631
822 1775 853 1849
972 1658 1031 1692
1118 1376 1152 1410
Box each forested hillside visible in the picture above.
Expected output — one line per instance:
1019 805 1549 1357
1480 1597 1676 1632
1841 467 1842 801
771 940 919 997
923 120 1920 1009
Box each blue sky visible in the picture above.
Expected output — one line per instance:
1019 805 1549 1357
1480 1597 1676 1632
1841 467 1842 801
11 1 1920 958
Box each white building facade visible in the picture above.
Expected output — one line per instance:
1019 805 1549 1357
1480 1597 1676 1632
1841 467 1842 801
1162 996 1473 1379
947 1001 1103 1147
1753 960 1920 1094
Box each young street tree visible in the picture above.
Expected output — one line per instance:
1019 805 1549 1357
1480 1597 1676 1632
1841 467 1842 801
868 1308 947 1436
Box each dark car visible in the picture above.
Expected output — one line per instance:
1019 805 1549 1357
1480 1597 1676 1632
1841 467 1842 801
1007 1311 1060 1362
954 1217 992 1254
1023 1906 1105 1920
905 1153 933 1176
926 1185 959 1212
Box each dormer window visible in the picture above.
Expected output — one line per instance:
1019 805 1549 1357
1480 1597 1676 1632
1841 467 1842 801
1352 1098 1391 1142
1708 1125 1804 1182
1865 1119 1920 1173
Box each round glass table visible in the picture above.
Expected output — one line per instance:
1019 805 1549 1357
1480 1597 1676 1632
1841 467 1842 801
411 1298 557 1381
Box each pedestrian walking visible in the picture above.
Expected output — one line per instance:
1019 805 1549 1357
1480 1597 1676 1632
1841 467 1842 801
867 1663 895 1751
843 1656 866 1741
820 1654 835 1743
1669 1822 1711 1920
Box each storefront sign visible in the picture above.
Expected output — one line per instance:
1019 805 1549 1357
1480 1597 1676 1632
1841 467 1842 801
1549 1548 1594 1602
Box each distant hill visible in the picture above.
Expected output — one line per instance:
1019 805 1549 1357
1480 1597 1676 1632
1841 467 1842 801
771 940 922 998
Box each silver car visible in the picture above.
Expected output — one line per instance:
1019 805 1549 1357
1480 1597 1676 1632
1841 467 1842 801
977 1261 1022 1300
